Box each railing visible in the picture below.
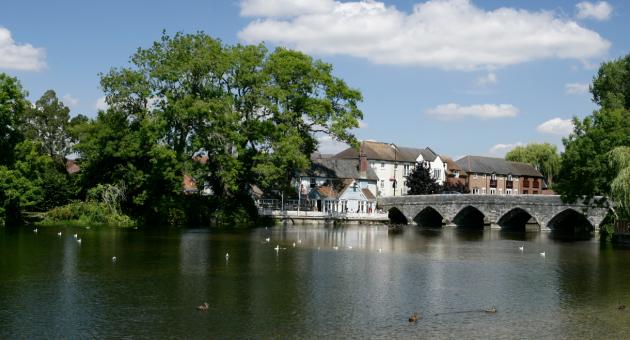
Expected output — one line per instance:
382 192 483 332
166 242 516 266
257 199 310 211
258 209 388 219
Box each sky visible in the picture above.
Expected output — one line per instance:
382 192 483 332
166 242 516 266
1 0 628 159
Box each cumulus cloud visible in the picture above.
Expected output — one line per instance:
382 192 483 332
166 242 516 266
565 82 589 94
62 94 79 109
489 142 524 156
537 118 574 136
239 0 610 70
576 1 612 21
476 72 498 86
426 103 518 120
95 96 108 111
240 0 335 17
316 134 349 154
0 27 46 71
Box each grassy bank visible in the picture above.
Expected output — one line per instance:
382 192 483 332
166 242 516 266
37 201 135 228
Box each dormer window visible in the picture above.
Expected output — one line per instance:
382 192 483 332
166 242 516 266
507 174 513 181
491 173 497 180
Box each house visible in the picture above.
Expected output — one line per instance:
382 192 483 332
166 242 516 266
456 156 544 195
443 156 468 187
296 153 378 213
334 141 447 197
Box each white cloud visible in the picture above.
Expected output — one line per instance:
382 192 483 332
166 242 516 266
426 103 518 120
537 118 574 136
95 96 108 111
62 94 79 109
476 72 497 86
316 134 349 154
0 27 46 71
576 1 612 21
240 0 335 17
489 142 524 156
239 0 610 70
565 82 589 94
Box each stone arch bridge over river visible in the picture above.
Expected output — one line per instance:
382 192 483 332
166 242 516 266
379 195 609 234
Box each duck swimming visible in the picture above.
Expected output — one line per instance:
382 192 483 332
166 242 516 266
196 302 209 311
408 312 419 322
485 306 497 313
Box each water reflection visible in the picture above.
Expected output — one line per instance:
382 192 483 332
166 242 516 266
1 225 630 338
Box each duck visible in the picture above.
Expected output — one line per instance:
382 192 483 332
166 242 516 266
77 238 82 244
73 233 78 239
292 242 296 247
57 232 62 236
518 245 524 251
33 228 38 233
196 302 209 311
408 312 419 322
265 237 270 243
485 306 497 313
112 256 117 263
540 252 546 257
225 253 230 260
618 304 626 310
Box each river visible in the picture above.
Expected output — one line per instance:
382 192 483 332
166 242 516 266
1 225 630 339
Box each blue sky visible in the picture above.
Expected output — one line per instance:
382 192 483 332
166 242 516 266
1 0 628 159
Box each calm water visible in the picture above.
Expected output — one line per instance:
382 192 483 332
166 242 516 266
2 225 630 339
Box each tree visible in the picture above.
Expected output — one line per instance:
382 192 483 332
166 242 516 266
407 162 441 195
556 54 630 205
87 31 363 224
505 143 560 186
0 73 28 166
609 146 630 220
23 90 73 160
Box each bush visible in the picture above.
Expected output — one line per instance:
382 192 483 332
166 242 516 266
38 201 134 227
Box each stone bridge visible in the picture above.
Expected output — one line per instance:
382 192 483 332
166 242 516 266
379 195 609 233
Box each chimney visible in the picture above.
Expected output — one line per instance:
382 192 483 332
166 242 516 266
359 142 367 179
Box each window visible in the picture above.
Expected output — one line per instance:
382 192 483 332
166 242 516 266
506 189 512 195
454 171 460 178
433 169 441 179
394 163 398 169
381 162 385 168
507 174 513 181
380 180 384 189
472 187 480 194
523 190 528 194
482 188 486 195
532 190 538 195
310 178 316 188
490 188 496 195
353 183 358 192
404 164 410 176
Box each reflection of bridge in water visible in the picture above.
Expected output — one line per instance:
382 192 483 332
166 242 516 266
379 195 609 234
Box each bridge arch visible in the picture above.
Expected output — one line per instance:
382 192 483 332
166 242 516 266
546 208 594 238
413 206 444 228
453 205 486 229
497 207 541 232
388 207 408 225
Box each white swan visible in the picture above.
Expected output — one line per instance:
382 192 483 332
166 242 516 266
518 246 524 251
540 252 546 257
73 233 78 239
225 253 230 260
57 232 62 236
265 237 270 243
33 228 38 233
77 238 82 244
274 245 280 251
112 256 117 262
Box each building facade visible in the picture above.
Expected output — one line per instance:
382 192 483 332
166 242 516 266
456 156 544 195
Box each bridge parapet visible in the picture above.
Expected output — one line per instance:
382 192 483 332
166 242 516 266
378 194 609 231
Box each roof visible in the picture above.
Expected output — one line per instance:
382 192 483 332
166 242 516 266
312 185 337 199
455 156 543 177
362 188 376 200
183 174 198 193
301 158 379 181
334 141 438 163
442 156 468 177
65 159 80 175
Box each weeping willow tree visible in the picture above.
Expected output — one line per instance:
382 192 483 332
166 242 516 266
610 146 630 221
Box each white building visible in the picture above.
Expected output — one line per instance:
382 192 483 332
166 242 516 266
334 141 447 197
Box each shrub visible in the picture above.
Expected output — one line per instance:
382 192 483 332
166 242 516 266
38 201 134 227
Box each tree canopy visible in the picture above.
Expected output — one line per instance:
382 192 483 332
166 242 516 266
556 54 630 205
505 143 560 186
407 162 441 195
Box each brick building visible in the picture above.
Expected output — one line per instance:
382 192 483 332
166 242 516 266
456 156 544 195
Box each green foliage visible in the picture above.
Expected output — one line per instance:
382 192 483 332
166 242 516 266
557 53 630 206
505 143 560 186
609 146 630 220
0 73 28 166
38 201 134 228
407 162 441 195
23 90 73 159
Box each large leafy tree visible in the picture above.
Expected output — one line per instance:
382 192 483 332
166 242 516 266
505 143 560 186
556 54 630 205
23 90 74 160
407 162 441 195
0 73 28 166
609 146 630 220
83 32 363 223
